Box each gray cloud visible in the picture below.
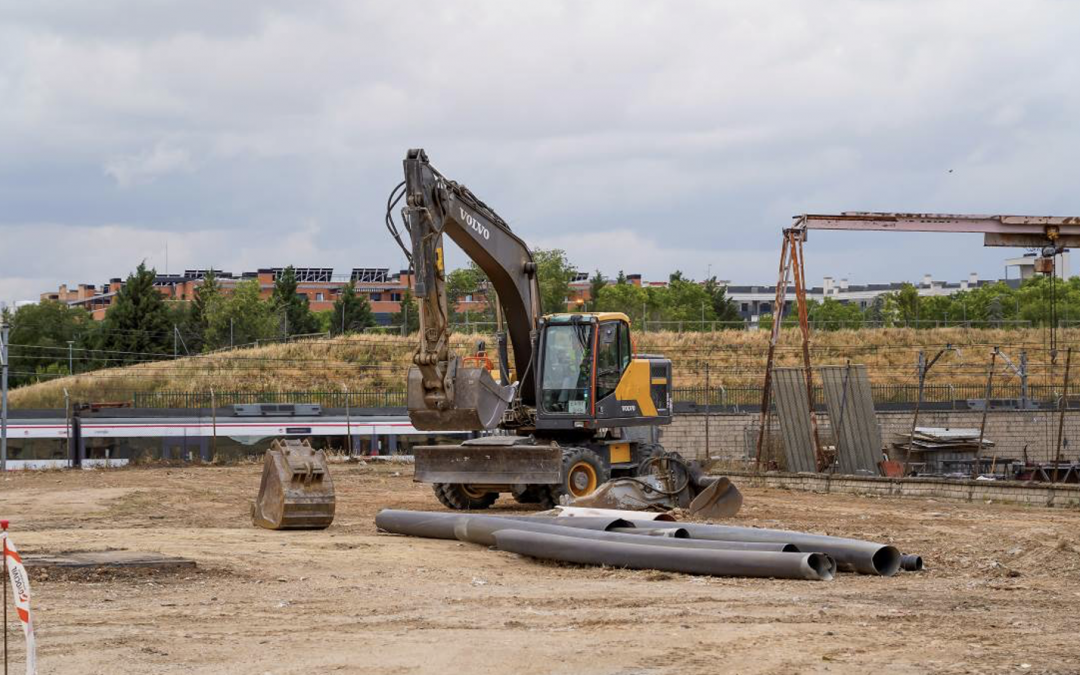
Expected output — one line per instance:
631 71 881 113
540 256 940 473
2 0 1078 303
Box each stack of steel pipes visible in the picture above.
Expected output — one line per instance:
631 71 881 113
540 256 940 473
375 509 923 581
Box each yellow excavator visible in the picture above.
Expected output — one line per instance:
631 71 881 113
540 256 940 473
386 149 736 511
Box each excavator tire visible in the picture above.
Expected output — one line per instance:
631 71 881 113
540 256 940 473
635 443 667 475
541 448 610 509
432 483 498 510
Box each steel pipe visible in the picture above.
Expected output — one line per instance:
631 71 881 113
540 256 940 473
452 518 777 553
520 516 638 531
492 529 836 581
375 510 632 540
607 527 689 538
630 520 901 576
377 510 802 555
900 554 924 572
553 506 677 521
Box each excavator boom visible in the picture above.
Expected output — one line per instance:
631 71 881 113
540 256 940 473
394 149 542 430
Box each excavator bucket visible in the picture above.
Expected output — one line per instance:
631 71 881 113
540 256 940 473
251 439 336 530
688 476 744 520
407 361 516 431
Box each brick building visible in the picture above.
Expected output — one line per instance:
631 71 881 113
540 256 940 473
42 267 415 325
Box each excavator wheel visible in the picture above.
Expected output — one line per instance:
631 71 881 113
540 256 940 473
635 443 667 476
432 483 498 510
540 448 610 509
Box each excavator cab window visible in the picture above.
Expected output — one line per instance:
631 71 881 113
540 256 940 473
540 323 594 414
595 321 626 401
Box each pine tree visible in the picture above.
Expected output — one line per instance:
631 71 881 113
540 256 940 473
704 276 742 326
186 269 220 352
331 283 376 335
391 290 420 334
616 270 628 285
98 262 174 362
588 270 607 307
271 266 319 337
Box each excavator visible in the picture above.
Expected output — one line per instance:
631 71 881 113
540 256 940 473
386 149 738 512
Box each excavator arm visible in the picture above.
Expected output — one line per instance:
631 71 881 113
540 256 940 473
394 149 542 430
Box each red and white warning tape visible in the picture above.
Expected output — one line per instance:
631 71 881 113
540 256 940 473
3 526 37 675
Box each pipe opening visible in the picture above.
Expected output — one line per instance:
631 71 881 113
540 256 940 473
782 543 800 553
900 554 924 572
873 545 902 577
806 553 835 581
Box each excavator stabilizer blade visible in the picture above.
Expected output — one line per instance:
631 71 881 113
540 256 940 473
407 364 515 431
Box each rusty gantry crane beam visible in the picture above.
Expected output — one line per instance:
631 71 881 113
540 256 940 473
755 211 1080 473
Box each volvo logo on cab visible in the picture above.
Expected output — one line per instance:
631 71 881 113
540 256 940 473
460 207 490 240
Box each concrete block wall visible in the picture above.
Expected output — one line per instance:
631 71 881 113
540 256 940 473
728 471 1080 509
661 409 1080 464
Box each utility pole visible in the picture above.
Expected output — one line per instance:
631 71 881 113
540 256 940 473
230 318 234 347
974 348 998 478
1054 347 1072 483
173 324 178 358
1 318 7 472
68 340 74 375
704 361 711 461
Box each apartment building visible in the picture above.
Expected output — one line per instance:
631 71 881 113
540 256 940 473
42 267 415 325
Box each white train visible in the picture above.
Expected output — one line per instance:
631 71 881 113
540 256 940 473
0 408 469 470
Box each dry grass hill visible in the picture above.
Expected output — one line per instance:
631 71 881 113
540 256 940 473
9 327 1076 408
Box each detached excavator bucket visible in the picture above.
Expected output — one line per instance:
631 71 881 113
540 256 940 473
688 476 744 520
251 439 336 530
407 361 516 431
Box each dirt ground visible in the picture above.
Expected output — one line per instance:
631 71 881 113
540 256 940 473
1 463 1079 675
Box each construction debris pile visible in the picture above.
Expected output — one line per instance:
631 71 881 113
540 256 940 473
900 427 995 454
893 427 996 475
375 509 922 582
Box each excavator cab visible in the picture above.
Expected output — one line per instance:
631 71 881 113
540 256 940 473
535 313 672 431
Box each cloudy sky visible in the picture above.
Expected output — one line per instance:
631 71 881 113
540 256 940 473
3 0 1079 303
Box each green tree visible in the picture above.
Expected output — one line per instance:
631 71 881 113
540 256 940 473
97 262 174 362
206 279 277 347
7 300 93 385
704 277 742 327
892 283 921 326
588 270 607 307
392 289 420 334
533 248 576 315
658 272 716 329
271 266 319 337
594 281 649 325
446 262 495 324
184 269 221 352
808 298 864 330
331 283 376 335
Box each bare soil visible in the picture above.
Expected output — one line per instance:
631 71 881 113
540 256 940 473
1 463 1078 674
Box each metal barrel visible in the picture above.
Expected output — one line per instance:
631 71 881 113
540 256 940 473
900 554 924 572
629 520 901 576
492 529 836 581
